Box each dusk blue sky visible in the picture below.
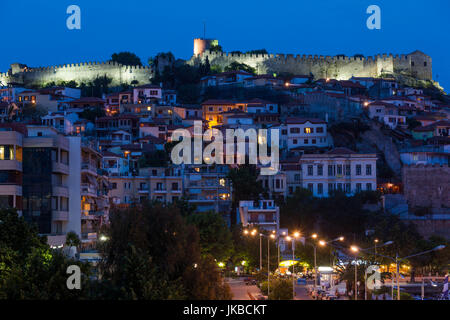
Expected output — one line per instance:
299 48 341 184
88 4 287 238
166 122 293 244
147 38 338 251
0 0 449 90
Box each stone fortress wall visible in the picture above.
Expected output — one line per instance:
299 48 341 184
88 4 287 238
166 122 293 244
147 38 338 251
402 164 450 211
0 61 153 87
0 38 433 87
189 39 433 80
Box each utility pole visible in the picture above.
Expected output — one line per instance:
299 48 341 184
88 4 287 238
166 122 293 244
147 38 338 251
203 21 206 39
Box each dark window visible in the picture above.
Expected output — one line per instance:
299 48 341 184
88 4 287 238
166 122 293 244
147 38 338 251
345 165 351 176
317 165 323 176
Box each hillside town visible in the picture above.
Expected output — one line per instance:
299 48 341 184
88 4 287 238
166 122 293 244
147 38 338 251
0 39 448 301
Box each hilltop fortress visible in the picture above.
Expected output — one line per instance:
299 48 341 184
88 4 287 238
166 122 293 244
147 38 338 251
0 61 153 87
0 38 433 87
189 38 433 81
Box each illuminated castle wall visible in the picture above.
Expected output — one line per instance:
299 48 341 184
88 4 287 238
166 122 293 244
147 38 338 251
0 61 153 87
0 40 433 88
189 40 433 81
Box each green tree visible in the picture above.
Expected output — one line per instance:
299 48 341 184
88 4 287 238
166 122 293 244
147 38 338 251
111 52 142 66
0 209 92 299
99 202 231 300
79 106 106 122
209 44 223 53
65 231 81 252
224 61 256 74
269 278 293 300
186 212 234 262
260 278 293 300
227 165 264 225
246 49 268 55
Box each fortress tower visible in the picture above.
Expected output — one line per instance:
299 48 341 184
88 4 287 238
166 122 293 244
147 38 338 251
193 38 219 56
189 39 433 81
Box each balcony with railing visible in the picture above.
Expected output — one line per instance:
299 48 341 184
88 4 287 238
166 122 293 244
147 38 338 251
81 162 98 175
52 184 69 197
153 187 167 193
52 161 69 175
52 210 69 221
81 183 97 197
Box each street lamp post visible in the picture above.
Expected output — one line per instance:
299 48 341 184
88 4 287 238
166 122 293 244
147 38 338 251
393 246 445 300
285 231 301 299
350 245 359 300
267 235 270 298
357 243 445 300
350 241 394 300
260 234 262 272
311 233 318 290
317 237 344 292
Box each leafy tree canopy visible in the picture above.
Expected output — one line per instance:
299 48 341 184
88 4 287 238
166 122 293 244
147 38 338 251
224 61 256 74
111 52 142 66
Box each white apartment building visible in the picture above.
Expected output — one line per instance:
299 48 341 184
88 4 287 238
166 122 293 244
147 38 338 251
300 148 377 197
239 200 280 232
286 117 329 150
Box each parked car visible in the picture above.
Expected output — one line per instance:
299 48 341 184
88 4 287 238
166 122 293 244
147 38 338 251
244 277 257 285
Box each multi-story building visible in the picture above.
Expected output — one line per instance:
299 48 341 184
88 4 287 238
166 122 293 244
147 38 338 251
281 158 302 196
108 166 183 205
133 84 162 104
200 70 253 88
17 89 75 112
300 147 377 197
96 114 140 149
202 100 238 128
285 117 329 150
41 112 77 135
258 171 287 201
22 126 82 247
102 151 130 177
399 146 449 166
239 200 280 232
80 143 110 245
0 124 26 216
183 164 231 213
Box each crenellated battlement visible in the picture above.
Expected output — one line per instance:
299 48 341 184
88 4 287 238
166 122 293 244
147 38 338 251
191 47 432 81
2 60 154 87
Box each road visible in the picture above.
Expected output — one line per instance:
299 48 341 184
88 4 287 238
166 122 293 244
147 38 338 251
226 277 262 300
294 283 313 300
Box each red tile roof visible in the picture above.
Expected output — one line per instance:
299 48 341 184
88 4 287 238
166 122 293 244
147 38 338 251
68 97 105 104
326 147 356 155
286 117 327 124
